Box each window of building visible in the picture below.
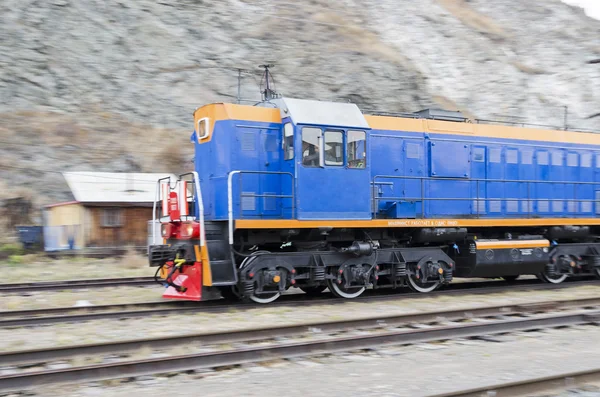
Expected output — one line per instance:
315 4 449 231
302 127 322 167
347 130 366 168
324 130 344 166
102 208 123 227
537 151 549 166
283 123 294 160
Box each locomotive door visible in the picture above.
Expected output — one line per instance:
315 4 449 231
370 135 405 216
259 127 282 218
403 139 424 218
280 120 295 219
295 125 371 220
471 145 487 216
368 135 424 219
237 126 281 219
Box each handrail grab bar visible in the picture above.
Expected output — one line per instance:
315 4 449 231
152 176 172 246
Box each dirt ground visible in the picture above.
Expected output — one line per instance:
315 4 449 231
1 253 153 283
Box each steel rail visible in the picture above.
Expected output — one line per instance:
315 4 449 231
0 309 598 392
0 301 185 317
426 368 600 397
2 296 600 366
1 279 598 328
0 277 156 293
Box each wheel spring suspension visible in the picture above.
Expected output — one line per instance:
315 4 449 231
593 256 600 270
395 262 407 278
243 281 255 296
313 266 326 281
443 266 453 283
545 262 558 277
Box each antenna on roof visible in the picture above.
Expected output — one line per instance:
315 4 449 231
259 63 277 101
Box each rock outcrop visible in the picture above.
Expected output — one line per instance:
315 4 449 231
1 0 599 214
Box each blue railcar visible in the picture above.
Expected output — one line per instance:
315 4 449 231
149 97 600 303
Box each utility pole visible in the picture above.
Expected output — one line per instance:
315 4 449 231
564 106 568 130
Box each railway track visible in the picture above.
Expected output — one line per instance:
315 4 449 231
0 277 157 293
427 368 600 397
0 297 598 392
2 296 599 367
1 278 598 328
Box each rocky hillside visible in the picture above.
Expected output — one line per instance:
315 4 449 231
1 0 599 220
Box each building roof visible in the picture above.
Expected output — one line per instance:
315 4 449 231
62 172 178 204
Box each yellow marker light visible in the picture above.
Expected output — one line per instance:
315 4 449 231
438 268 444 274
273 275 281 283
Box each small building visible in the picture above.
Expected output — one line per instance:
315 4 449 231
44 172 175 251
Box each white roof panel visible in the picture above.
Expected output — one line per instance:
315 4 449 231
63 172 177 203
274 97 370 129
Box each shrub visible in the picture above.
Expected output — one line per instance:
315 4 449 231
8 254 24 265
0 243 24 258
121 246 148 269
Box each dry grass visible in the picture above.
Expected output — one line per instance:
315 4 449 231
1 255 153 284
0 108 193 173
436 0 509 40
121 246 149 270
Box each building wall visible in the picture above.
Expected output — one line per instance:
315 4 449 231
87 206 153 247
45 203 85 248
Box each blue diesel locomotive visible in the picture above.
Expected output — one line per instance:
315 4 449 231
149 97 600 303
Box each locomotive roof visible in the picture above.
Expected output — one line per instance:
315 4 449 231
193 100 600 146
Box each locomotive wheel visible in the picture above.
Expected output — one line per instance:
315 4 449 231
240 251 281 304
249 291 280 304
537 271 568 284
326 279 365 299
406 274 440 293
299 285 327 296
407 260 442 293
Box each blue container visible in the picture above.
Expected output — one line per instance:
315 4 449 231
15 225 43 249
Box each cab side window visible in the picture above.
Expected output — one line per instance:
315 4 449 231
347 130 366 168
324 130 344 166
302 127 321 167
283 123 294 160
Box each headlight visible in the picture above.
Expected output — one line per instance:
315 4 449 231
161 223 173 238
180 222 199 238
